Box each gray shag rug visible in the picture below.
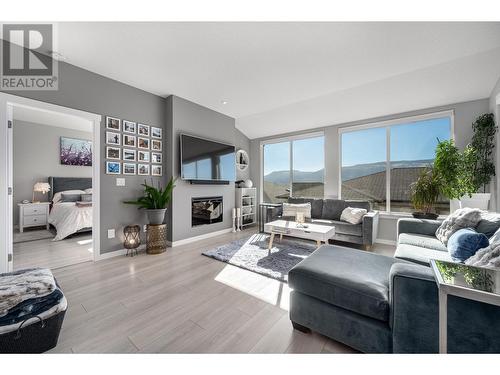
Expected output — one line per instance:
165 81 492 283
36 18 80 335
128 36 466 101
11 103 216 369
202 233 316 282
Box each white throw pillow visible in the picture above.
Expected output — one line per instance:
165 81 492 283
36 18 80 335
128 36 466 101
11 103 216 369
340 207 367 224
52 190 85 204
84 188 93 194
282 203 311 219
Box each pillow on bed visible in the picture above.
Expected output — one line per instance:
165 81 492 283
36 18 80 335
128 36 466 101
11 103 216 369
84 188 93 194
80 193 92 202
61 193 81 202
52 190 85 203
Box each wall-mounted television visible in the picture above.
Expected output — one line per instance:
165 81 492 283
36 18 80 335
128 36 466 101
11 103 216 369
180 134 236 183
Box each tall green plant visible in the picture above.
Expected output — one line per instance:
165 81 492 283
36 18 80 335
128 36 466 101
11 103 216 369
434 139 466 200
124 177 176 209
471 113 497 193
410 167 441 214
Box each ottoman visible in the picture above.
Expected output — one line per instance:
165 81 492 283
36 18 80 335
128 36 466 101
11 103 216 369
288 245 409 353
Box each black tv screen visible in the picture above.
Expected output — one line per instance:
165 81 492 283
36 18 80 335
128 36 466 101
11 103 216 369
181 134 236 182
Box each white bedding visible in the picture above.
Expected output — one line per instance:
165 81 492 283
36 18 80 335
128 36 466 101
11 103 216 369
48 202 92 241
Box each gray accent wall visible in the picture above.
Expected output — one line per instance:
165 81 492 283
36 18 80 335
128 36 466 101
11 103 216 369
250 98 491 243
12 120 92 224
166 96 242 242
3 51 166 253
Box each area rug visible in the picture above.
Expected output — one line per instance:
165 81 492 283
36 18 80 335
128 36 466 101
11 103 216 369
202 233 316 282
13 229 55 244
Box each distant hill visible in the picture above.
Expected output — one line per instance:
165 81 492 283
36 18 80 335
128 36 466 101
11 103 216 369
264 159 434 184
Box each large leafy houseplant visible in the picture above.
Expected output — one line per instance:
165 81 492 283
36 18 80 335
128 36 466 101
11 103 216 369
470 113 497 193
410 167 441 219
124 178 176 224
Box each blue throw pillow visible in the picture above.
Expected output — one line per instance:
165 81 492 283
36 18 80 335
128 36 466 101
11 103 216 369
447 228 489 262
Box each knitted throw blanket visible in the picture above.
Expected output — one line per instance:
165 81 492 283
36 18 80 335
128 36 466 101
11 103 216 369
0 268 57 317
435 208 482 245
466 242 500 268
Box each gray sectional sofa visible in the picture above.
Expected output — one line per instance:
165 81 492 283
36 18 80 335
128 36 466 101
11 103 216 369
289 214 500 353
284 197 379 249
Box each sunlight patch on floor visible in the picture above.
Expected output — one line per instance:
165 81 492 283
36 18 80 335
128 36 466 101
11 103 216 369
77 238 93 245
214 263 291 311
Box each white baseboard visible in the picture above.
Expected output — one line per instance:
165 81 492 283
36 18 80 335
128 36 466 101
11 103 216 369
169 228 233 247
375 238 397 246
97 245 146 260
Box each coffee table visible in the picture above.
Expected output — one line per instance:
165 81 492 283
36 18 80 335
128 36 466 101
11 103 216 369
264 219 336 249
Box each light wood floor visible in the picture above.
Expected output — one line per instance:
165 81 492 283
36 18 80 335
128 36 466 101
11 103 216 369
14 233 93 271
48 230 395 353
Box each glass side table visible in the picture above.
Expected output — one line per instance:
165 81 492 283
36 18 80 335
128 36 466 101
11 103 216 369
430 259 500 353
258 203 282 233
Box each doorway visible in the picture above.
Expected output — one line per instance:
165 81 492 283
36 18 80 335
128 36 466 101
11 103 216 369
0 93 101 273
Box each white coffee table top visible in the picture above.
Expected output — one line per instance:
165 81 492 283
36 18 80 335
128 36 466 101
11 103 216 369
264 220 334 234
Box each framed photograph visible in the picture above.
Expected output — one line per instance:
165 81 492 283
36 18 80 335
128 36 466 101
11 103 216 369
123 163 136 175
138 137 150 149
138 151 150 162
106 161 121 175
106 116 121 131
123 120 136 134
106 146 121 160
151 139 162 151
122 149 136 161
106 131 121 146
138 123 150 137
151 165 162 176
60 137 93 166
152 152 162 164
151 126 162 139
123 134 136 147
138 164 150 176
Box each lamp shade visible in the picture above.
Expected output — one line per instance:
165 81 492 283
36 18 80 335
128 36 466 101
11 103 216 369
33 182 51 193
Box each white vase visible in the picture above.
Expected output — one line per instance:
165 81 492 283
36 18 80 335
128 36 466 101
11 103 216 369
459 193 491 210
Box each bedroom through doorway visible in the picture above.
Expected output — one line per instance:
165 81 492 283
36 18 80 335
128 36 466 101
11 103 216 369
8 102 99 271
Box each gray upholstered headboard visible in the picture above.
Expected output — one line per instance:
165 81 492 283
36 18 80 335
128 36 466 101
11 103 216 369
48 177 92 201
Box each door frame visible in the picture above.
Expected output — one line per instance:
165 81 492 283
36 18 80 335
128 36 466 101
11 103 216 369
0 93 102 272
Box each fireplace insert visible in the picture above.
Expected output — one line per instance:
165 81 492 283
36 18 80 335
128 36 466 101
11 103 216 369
192 196 223 226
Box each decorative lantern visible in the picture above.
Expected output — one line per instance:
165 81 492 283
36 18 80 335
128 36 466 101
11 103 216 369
124 225 141 257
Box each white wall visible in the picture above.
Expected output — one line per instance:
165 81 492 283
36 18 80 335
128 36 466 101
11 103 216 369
13 120 92 224
250 98 491 243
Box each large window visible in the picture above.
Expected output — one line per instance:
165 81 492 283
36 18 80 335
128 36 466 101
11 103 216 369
263 134 324 203
340 113 452 214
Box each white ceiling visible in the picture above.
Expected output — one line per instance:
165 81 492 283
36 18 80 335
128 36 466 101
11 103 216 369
13 104 92 132
52 22 500 138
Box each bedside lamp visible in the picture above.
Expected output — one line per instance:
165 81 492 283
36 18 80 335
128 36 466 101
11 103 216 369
32 182 51 203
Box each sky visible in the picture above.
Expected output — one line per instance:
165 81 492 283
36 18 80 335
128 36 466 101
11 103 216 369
263 117 451 175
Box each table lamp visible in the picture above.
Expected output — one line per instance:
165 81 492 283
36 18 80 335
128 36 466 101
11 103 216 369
32 182 51 203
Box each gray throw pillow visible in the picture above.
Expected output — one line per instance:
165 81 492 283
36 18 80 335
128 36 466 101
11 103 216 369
80 193 92 202
476 212 500 238
60 193 81 202
435 208 483 245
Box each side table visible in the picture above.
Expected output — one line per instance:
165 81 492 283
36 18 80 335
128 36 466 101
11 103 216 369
430 259 500 353
258 203 282 232
146 224 167 254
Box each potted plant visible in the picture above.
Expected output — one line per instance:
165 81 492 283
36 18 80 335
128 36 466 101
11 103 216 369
460 113 497 210
124 178 176 224
434 113 497 210
410 167 441 220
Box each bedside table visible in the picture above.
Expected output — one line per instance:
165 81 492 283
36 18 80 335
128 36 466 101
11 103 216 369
18 202 50 232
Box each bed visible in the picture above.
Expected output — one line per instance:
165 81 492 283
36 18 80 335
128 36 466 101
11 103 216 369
47 177 93 241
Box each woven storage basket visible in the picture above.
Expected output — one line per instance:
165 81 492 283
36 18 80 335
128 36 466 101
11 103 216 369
0 309 66 353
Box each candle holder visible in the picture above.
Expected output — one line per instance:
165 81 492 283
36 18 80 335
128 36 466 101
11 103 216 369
124 225 141 257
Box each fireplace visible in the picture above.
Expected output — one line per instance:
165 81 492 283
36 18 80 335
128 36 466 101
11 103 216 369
192 196 223 227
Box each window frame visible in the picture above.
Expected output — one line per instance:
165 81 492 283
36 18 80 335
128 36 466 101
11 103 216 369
338 110 455 214
259 131 325 203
